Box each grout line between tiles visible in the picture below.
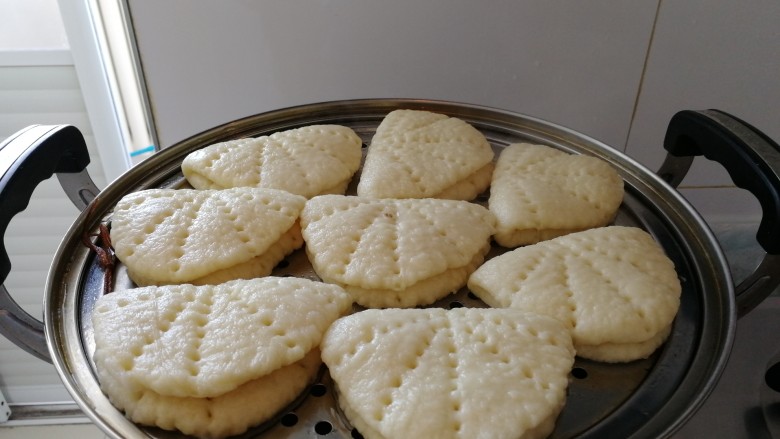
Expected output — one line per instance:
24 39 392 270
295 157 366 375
623 0 664 153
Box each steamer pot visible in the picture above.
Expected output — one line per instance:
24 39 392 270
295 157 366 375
1 99 779 438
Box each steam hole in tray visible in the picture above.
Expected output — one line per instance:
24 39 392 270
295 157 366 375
351 429 365 439
276 259 290 269
314 421 333 435
571 367 588 379
449 301 464 309
767 362 780 392
310 383 327 397
467 292 479 300
280 412 298 427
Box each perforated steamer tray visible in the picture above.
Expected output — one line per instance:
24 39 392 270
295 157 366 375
60 100 731 439
86 182 659 439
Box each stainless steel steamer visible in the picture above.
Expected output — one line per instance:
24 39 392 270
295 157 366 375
1 99 779 438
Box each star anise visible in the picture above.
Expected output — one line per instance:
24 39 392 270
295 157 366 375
81 223 115 295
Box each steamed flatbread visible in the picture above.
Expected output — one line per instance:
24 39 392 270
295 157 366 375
321 307 576 439
92 278 352 397
468 226 682 362
357 109 494 200
110 187 306 286
301 195 496 308
490 143 624 247
99 349 321 439
181 125 363 198
92 277 353 438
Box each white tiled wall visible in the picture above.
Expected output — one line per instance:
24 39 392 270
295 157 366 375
625 0 780 223
127 0 659 150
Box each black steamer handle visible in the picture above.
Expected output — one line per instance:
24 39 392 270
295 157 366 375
658 109 780 317
0 125 99 362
